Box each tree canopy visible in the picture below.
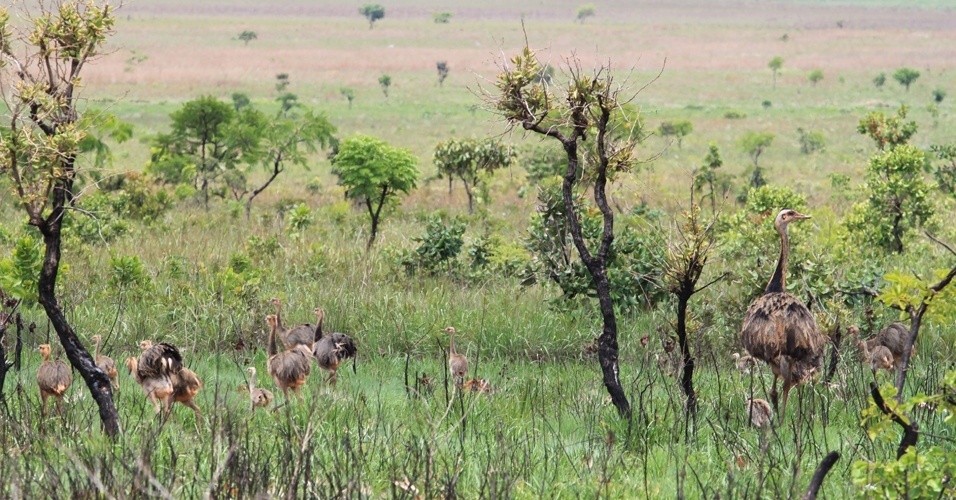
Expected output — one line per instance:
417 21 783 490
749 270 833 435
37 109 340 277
433 138 515 213
332 135 419 249
893 67 920 92
360 4 385 29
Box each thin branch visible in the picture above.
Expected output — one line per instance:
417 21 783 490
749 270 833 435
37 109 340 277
925 231 956 257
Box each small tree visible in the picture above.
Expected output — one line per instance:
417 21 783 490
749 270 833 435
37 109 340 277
797 128 827 154
873 72 886 88
694 142 732 215
930 143 956 196
231 92 251 111
488 45 648 417
740 131 774 169
576 3 596 23
276 92 299 114
378 74 392 99
768 56 784 89
933 88 947 103
238 30 257 46
857 105 917 151
808 69 824 86
433 138 515 213
845 144 934 254
433 11 452 23
332 135 419 250
360 4 385 29
340 87 355 109
436 61 450 87
893 67 920 92
275 73 290 92
0 0 120 436
658 120 693 149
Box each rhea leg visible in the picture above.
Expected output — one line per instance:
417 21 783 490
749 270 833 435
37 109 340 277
40 393 49 417
780 380 794 420
769 378 779 414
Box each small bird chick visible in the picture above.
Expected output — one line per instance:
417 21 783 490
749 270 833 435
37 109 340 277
732 352 757 374
745 397 774 429
869 345 894 376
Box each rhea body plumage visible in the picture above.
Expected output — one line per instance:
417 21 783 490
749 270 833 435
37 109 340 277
246 366 274 412
443 327 469 387
91 334 119 390
740 209 826 418
36 344 72 417
311 308 357 388
125 340 183 414
852 323 913 368
265 314 312 401
269 298 316 349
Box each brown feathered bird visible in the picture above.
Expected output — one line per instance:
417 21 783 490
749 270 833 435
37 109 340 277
443 327 469 387
126 340 183 414
170 366 203 424
265 314 312 401
740 209 826 418
91 334 119 390
247 366 274 412
269 298 316 349
732 352 757 375
745 397 774 429
852 323 913 368
869 345 894 376
311 308 357 388
36 344 72 417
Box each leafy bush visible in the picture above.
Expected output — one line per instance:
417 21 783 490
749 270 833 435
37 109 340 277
401 215 466 275
286 203 313 240
797 128 827 154
745 184 808 215
109 255 152 296
723 110 747 119
0 236 43 302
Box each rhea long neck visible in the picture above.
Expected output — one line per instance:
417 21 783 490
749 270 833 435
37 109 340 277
765 221 789 294
449 332 457 355
267 322 278 357
248 369 257 391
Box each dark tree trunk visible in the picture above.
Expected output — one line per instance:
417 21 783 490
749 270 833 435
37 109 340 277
894 311 923 399
676 294 697 413
365 185 389 251
871 383 918 458
802 451 840 500
246 153 284 220
0 320 12 405
461 178 475 214
34 173 120 437
560 138 631 418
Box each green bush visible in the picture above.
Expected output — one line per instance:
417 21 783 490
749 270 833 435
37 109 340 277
401 215 466 275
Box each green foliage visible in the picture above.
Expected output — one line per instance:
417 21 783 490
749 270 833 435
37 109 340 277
275 92 299 114
878 270 956 325
433 11 452 23
378 74 392 98
694 142 733 213
519 143 567 186
401 215 466 274
932 88 946 103
77 111 134 171
237 30 257 45
108 255 152 294
275 73 290 92
340 87 355 109
892 67 920 91
0 236 43 302
873 72 887 88
332 135 419 249
930 143 956 196
723 110 747 119
807 69 824 86
359 3 385 29
768 56 784 87
433 138 515 212
657 120 693 149
231 92 251 111
740 131 775 167
745 184 807 215
286 203 313 240
576 3 596 23
797 128 827 154
524 181 664 311
853 375 956 498
857 105 917 151
846 144 934 254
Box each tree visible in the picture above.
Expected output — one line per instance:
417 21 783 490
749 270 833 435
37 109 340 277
893 67 920 92
332 135 419 250
433 11 452 24
930 143 956 196
845 144 934 254
576 3 596 23
231 92 251 111
276 92 299 114
740 131 774 169
808 69 824 86
933 88 946 103
693 142 732 215
237 30 257 46
797 128 826 154
873 72 886 88
242 110 336 218
340 87 355 109
148 96 263 208
489 45 648 417
436 61 450 87
378 74 392 99
658 120 693 149
433 138 515 213
360 4 385 29
768 56 784 89
275 73 289 92
857 105 917 151
0 0 120 436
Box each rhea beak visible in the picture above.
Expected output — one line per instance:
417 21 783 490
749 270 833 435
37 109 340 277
794 212 811 220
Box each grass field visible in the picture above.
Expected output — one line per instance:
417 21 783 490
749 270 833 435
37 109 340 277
2 0 956 497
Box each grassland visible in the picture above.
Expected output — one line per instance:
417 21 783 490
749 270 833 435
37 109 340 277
2 0 956 497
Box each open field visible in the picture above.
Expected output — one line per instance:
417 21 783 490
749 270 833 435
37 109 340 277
2 0 956 497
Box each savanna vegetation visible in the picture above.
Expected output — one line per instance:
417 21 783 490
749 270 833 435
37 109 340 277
2 0 956 498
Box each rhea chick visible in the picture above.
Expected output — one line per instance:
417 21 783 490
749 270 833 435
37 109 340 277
443 327 469 387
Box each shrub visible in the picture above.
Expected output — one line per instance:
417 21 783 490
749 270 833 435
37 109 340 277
797 128 827 154
401 215 466 275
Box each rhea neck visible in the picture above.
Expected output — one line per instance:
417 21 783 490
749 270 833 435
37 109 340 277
765 220 790 294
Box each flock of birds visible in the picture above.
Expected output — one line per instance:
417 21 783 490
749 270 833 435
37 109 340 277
34 209 916 431
33 298 484 420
